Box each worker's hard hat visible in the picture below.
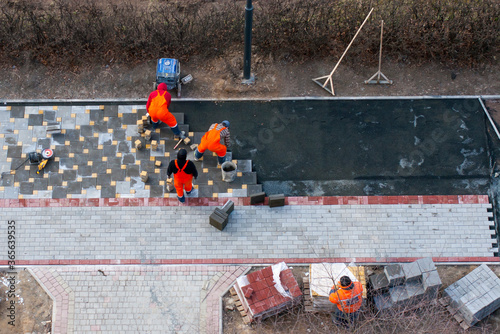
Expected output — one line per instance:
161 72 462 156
339 276 352 288
222 120 230 128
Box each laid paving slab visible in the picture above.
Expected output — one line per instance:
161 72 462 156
0 200 495 263
30 265 248 334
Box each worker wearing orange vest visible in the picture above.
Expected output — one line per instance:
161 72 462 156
194 121 230 165
329 276 363 327
167 149 198 203
146 83 185 138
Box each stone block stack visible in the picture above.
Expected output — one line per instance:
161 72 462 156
370 258 442 311
234 262 302 323
443 264 500 329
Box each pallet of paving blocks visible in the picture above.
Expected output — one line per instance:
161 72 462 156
232 262 302 323
370 258 442 312
440 264 500 330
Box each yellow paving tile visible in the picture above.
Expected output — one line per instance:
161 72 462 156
62 181 68 186
57 117 62 122
75 125 80 130
155 168 160 173
126 177 131 181
14 182 19 187
88 161 93 166
18 195 23 199
96 185 102 190
53 106 58 110
111 181 116 186
83 149 89 154
85 109 90 114
24 166 30 171
93 133 98 137
213 193 218 198
73 165 78 170
71 113 76 118
90 121 95 125
79 137 84 141
112 140 117 145
106 169 112 174
117 152 122 157
121 165 126 170
237 172 243 177
29 178 34 183
65 141 70 145
150 157 155 161
69 153 75 158
102 157 108 161
99 105 104 110
132 109 137 113
98 145 103 149
242 184 247 189
92 173 97 178
32 137 37 142
228 189 233 193
208 180 213 185
104 117 109 122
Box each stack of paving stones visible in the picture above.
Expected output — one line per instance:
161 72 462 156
370 258 442 311
234 262 302 323
442 264 500 329
0 105 263 199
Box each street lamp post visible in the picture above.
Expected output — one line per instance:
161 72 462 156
242 0 255 84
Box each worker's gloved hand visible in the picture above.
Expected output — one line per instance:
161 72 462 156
329 289 336 295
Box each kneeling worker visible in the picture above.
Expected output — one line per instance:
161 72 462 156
146 82 185 138
329 276 363 327
194 121 230 165
167 149 198 203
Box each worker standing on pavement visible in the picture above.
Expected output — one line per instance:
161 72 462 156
146 82 185 138
194 121 230 165
329 276 363 327
167 149 198 203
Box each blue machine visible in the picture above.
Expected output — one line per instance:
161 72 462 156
156 58 181 96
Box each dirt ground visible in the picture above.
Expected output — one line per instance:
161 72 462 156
0 53 498 100
223 265 500 334
0 270 52 334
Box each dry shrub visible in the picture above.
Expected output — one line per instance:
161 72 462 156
0 0 497 68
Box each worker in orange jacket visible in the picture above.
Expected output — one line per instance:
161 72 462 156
167 149 198 203
329 276 363 327
194 121 230 165
146 83 185 138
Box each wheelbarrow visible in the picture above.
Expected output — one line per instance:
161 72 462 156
155 58 192 98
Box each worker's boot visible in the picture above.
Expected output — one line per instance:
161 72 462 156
194 149 203 161
177 195 185 203
152 121 161 129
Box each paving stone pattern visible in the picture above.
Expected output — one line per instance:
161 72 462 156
1 203 495 262
0 105 261 199
31 265 248 334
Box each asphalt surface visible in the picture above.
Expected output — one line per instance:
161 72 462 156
179 98 492 196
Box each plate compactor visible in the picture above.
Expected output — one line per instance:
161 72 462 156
15 148 54 174
155 58 192 97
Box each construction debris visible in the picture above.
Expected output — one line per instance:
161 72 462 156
140 171 148 182
135 139 143 150
233 262 302 323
